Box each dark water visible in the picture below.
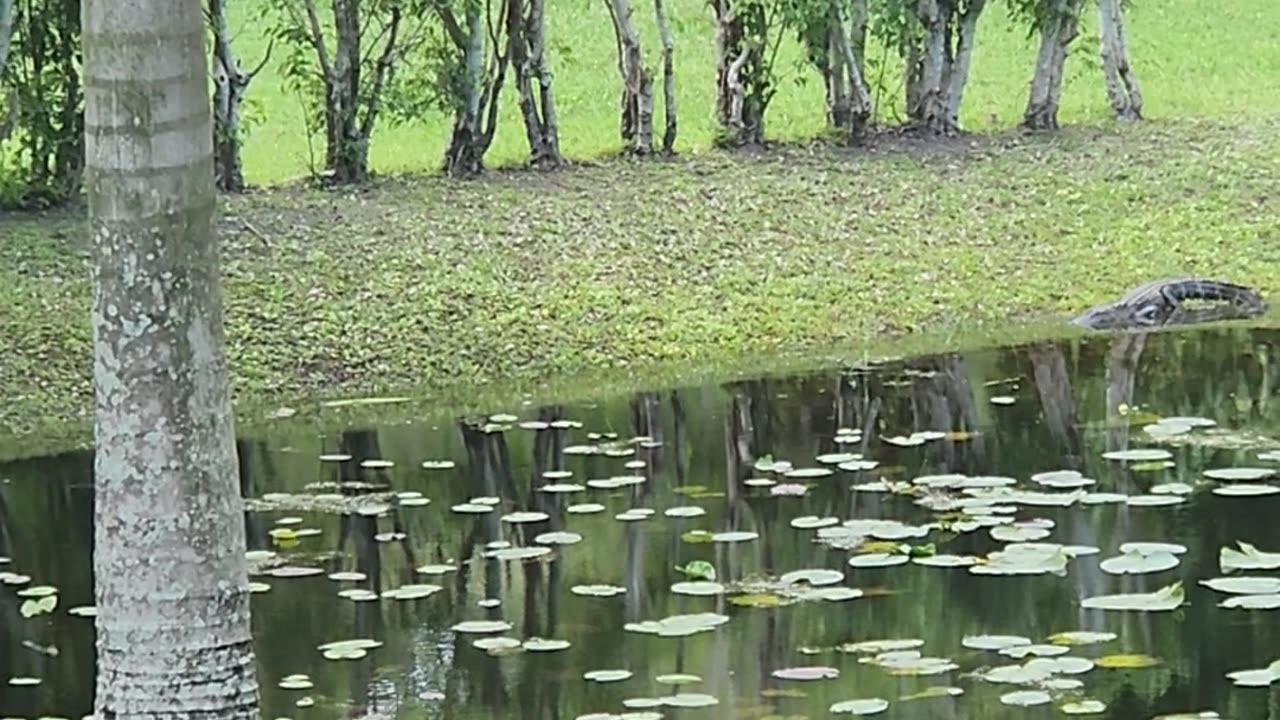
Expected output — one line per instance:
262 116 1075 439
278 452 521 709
2 325 1280 719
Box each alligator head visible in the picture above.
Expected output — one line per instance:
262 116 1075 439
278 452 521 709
1071 302 1167 331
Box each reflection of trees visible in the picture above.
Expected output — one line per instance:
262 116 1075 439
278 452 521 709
1027 342 1084 467
670 391 690 486
1102 332 1148 455
908 353 987 474
452 419 513 709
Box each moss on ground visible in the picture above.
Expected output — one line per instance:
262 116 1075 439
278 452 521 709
3 118 1279 458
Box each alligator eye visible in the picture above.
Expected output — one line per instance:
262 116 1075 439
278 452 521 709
1135 305 1160 324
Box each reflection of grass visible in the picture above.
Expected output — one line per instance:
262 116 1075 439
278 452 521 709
222 0 1280 185
3 120 1280 456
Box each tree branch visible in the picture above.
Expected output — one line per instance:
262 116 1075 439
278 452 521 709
359 4 402 138
301 0 335 80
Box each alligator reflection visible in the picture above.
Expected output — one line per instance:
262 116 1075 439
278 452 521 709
1 324 1278 719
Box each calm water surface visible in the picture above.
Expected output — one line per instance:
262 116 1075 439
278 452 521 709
2 326 1279 719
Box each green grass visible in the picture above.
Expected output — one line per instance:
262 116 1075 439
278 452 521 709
3 118 1280 459
230 0 1280 185
3 0 1280 457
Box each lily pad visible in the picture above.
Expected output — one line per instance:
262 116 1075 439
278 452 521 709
501 511 550 524
848 553 910 568
572 584 626 597
780 569 844 586
1200 577 1280 595
830 698 889 715
584 669 633 683
452 620 513 633
772 666 839 681
1081 581 1184 611
523 637 571 652
1213 484 1280 497
1001 690 1052 706
1203 467 1276 481
1099 550 1180 575
1218 594 1280 610
1102 449 1173 462
670 581 726 596
1220 541 1280 572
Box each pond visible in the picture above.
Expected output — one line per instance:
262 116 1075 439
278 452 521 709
2 324 1279 719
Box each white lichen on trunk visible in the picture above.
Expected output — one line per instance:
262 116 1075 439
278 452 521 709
711 0 773 148
1022 0 1080 130
907 0 986 133
827 0 873 141
653 0 677 153
442 0 507 177
509 0 562 166
606 0 655 154
82 0 260 715
209 0 272 192
1097 0 1142 120
0 0 14 76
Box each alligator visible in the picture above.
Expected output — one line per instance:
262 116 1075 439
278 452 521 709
1071 278 1268 331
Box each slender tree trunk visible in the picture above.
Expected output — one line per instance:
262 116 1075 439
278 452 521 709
823 20 849 129
941 0 983 128
525 0 562 165
330 0 364 181
908 0 985 133
712 0 768 147
1022 0 1080 130
209 0 272 192
829 0 872 141
849 0 868 75
605 0 654 154
443 0 506 177
210 0 247 191
82 0 260 716
0 0 14 76
1097 0 1141 120
653 0 677 153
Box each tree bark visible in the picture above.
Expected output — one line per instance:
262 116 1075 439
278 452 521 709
82 0 260 715
328 0 364 181
209 0 272 192
828 0 872 141
606 0 654 154
0 0 14 143
290 0 409 183
712 0 770 148
442 0 507 177
1097 0 1142 120
0 0 13 77
653 0 677 153
522 0 562 165
1021 0 1080 130
908 0 986 133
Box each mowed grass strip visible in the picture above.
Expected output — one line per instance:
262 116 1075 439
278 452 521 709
2 118 1278 450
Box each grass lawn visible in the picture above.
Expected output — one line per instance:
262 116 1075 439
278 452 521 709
1 0 1279 457
3 118 1279 458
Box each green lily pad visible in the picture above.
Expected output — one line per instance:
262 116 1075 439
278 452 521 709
572 584 626 597
772 666 839 681
584 669 633 682
1081 581 1184 611
451 620 513 633
1203 467 1276 481
1200 577 1280 595
830 698 889 715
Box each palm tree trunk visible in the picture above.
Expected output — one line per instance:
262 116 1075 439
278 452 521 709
82 0 261 715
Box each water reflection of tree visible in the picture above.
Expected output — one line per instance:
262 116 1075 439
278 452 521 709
1026 342 1084 467
907 353 987 474
1103 332 1148 454
451 420 513 709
